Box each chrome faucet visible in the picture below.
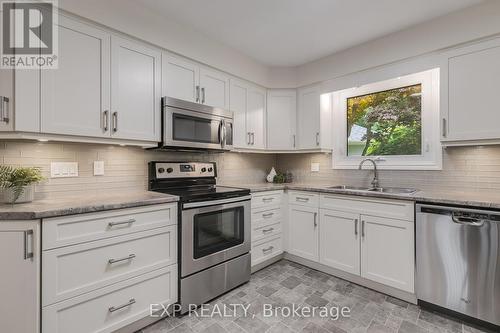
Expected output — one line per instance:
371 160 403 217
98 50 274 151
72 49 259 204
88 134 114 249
358 158 379 189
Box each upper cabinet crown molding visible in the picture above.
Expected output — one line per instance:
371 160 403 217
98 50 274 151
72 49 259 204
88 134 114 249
163 53 230 109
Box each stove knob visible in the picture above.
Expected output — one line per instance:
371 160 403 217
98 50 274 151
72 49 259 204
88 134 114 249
201 167 207 173
158 167 165 174
208 167 213 172
166 168 174 173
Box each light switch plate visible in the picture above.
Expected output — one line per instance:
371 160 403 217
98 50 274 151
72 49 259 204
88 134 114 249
93 161 105 176
311 162 320 172
51 162 78 178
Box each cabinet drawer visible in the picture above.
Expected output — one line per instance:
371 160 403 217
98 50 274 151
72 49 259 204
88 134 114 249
288 191 319 207
251 190 283 208
43 203 177 250
320 194 413 221
252 222 281 243
251 236 283 266
42 265 177 333
42 226 176 306
251 207 282 227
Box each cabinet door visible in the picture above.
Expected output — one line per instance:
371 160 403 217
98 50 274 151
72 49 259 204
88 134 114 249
162 54 199 103
199 67 229 109
229 79 249 148
319 209 360 275
287 205 319 262
41 16 110 137
0 221 40 333
247 86 266 149
111 37 161 141
360 215 414 292
267 89 297 150
297 85 321 149
0 9 12 131
447 41 500 141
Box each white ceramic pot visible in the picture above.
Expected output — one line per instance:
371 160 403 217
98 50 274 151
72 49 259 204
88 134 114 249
3 185 35 204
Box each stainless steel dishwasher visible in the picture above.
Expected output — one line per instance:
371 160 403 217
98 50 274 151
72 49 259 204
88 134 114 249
416 204 500 327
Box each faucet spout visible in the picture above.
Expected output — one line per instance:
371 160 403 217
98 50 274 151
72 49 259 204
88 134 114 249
358 158 379 189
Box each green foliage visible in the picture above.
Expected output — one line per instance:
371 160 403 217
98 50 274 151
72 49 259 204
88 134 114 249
0 166 45 203
273 172 286 184
347 84 422 156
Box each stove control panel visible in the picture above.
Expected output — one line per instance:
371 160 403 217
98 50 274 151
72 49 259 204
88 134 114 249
153 162 216 178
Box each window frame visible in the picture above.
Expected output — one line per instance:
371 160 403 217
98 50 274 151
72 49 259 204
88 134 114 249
331 68 442 170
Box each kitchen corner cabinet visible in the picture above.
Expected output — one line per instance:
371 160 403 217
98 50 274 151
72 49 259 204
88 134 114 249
163 53 230 109
230 79 266 149
297 85 332 150
0 221 40 333
444 38 500 143
267 89 297 150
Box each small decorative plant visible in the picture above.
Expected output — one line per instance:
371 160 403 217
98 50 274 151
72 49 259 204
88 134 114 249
0 166 45 203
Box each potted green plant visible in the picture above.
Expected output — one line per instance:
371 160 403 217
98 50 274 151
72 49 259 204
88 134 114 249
0 166 45 204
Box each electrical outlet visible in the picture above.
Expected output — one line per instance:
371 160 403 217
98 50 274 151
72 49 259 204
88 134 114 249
311 162 320 172
93 161 105 176
51 162 78 178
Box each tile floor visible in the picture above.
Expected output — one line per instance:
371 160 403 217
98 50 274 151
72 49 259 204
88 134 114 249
139 260 494 333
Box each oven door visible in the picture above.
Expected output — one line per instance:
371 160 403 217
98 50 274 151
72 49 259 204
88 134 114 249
163 106 231 150
181 196 250 277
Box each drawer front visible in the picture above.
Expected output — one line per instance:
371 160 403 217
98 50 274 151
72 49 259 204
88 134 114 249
251 236 283 266
251 190 283 208
42 265 177 333
251 207 282 228
43 203 177 250
252 222 281 243
42 226 177 306
288 191 319 207
320 194 414 221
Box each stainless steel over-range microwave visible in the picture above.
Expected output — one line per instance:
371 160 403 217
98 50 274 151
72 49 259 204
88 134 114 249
161 97 233 151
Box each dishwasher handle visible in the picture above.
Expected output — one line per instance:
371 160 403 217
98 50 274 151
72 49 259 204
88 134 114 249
452 212 485 227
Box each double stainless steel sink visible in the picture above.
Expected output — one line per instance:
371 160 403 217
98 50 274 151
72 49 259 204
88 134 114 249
328 185 418 195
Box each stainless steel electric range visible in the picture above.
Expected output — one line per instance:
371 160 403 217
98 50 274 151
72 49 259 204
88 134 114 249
148 161 251 312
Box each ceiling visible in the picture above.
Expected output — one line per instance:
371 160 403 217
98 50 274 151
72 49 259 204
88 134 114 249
137 0 484 67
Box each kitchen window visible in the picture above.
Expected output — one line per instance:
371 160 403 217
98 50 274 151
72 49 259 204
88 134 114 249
332 68 442 170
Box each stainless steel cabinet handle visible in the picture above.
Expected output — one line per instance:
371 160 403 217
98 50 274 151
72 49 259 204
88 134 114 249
196 86 200 102
108 254 136 264
262 246 274 253
354 219 358 236
361 220 365 237
316 132 320 146
103 110 109 132
442 118 447 137
112 112 118 132
262 228 274 233
1 96 10 123
262 212 274 218
293 134 296 148
23 230 34 260
109 298 136 313
251 132 255 145
201 87 205 104
247 132 251 145
296 197 310 202
262 197 274 202
314 212 318 227
108 218 135 227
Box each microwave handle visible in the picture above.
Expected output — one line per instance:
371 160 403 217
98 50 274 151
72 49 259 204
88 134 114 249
220 120 225 149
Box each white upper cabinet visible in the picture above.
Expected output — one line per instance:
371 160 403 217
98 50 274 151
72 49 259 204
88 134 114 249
199 67 229 109
111 36 161 141
297 84 332 150
267 89 297 150
163 54 230 109
41 16 111 138
445 38 500 143
162 54 199 103
229 79 266 149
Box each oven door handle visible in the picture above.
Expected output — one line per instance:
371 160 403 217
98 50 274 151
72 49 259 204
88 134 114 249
183 195 251 209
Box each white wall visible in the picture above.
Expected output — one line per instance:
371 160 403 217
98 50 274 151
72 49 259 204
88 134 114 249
57 0 270 87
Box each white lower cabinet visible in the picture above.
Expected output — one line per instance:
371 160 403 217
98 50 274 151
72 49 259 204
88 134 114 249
360 215 414 293
287 204 319 262
0 221 40 333
319 209 360 275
